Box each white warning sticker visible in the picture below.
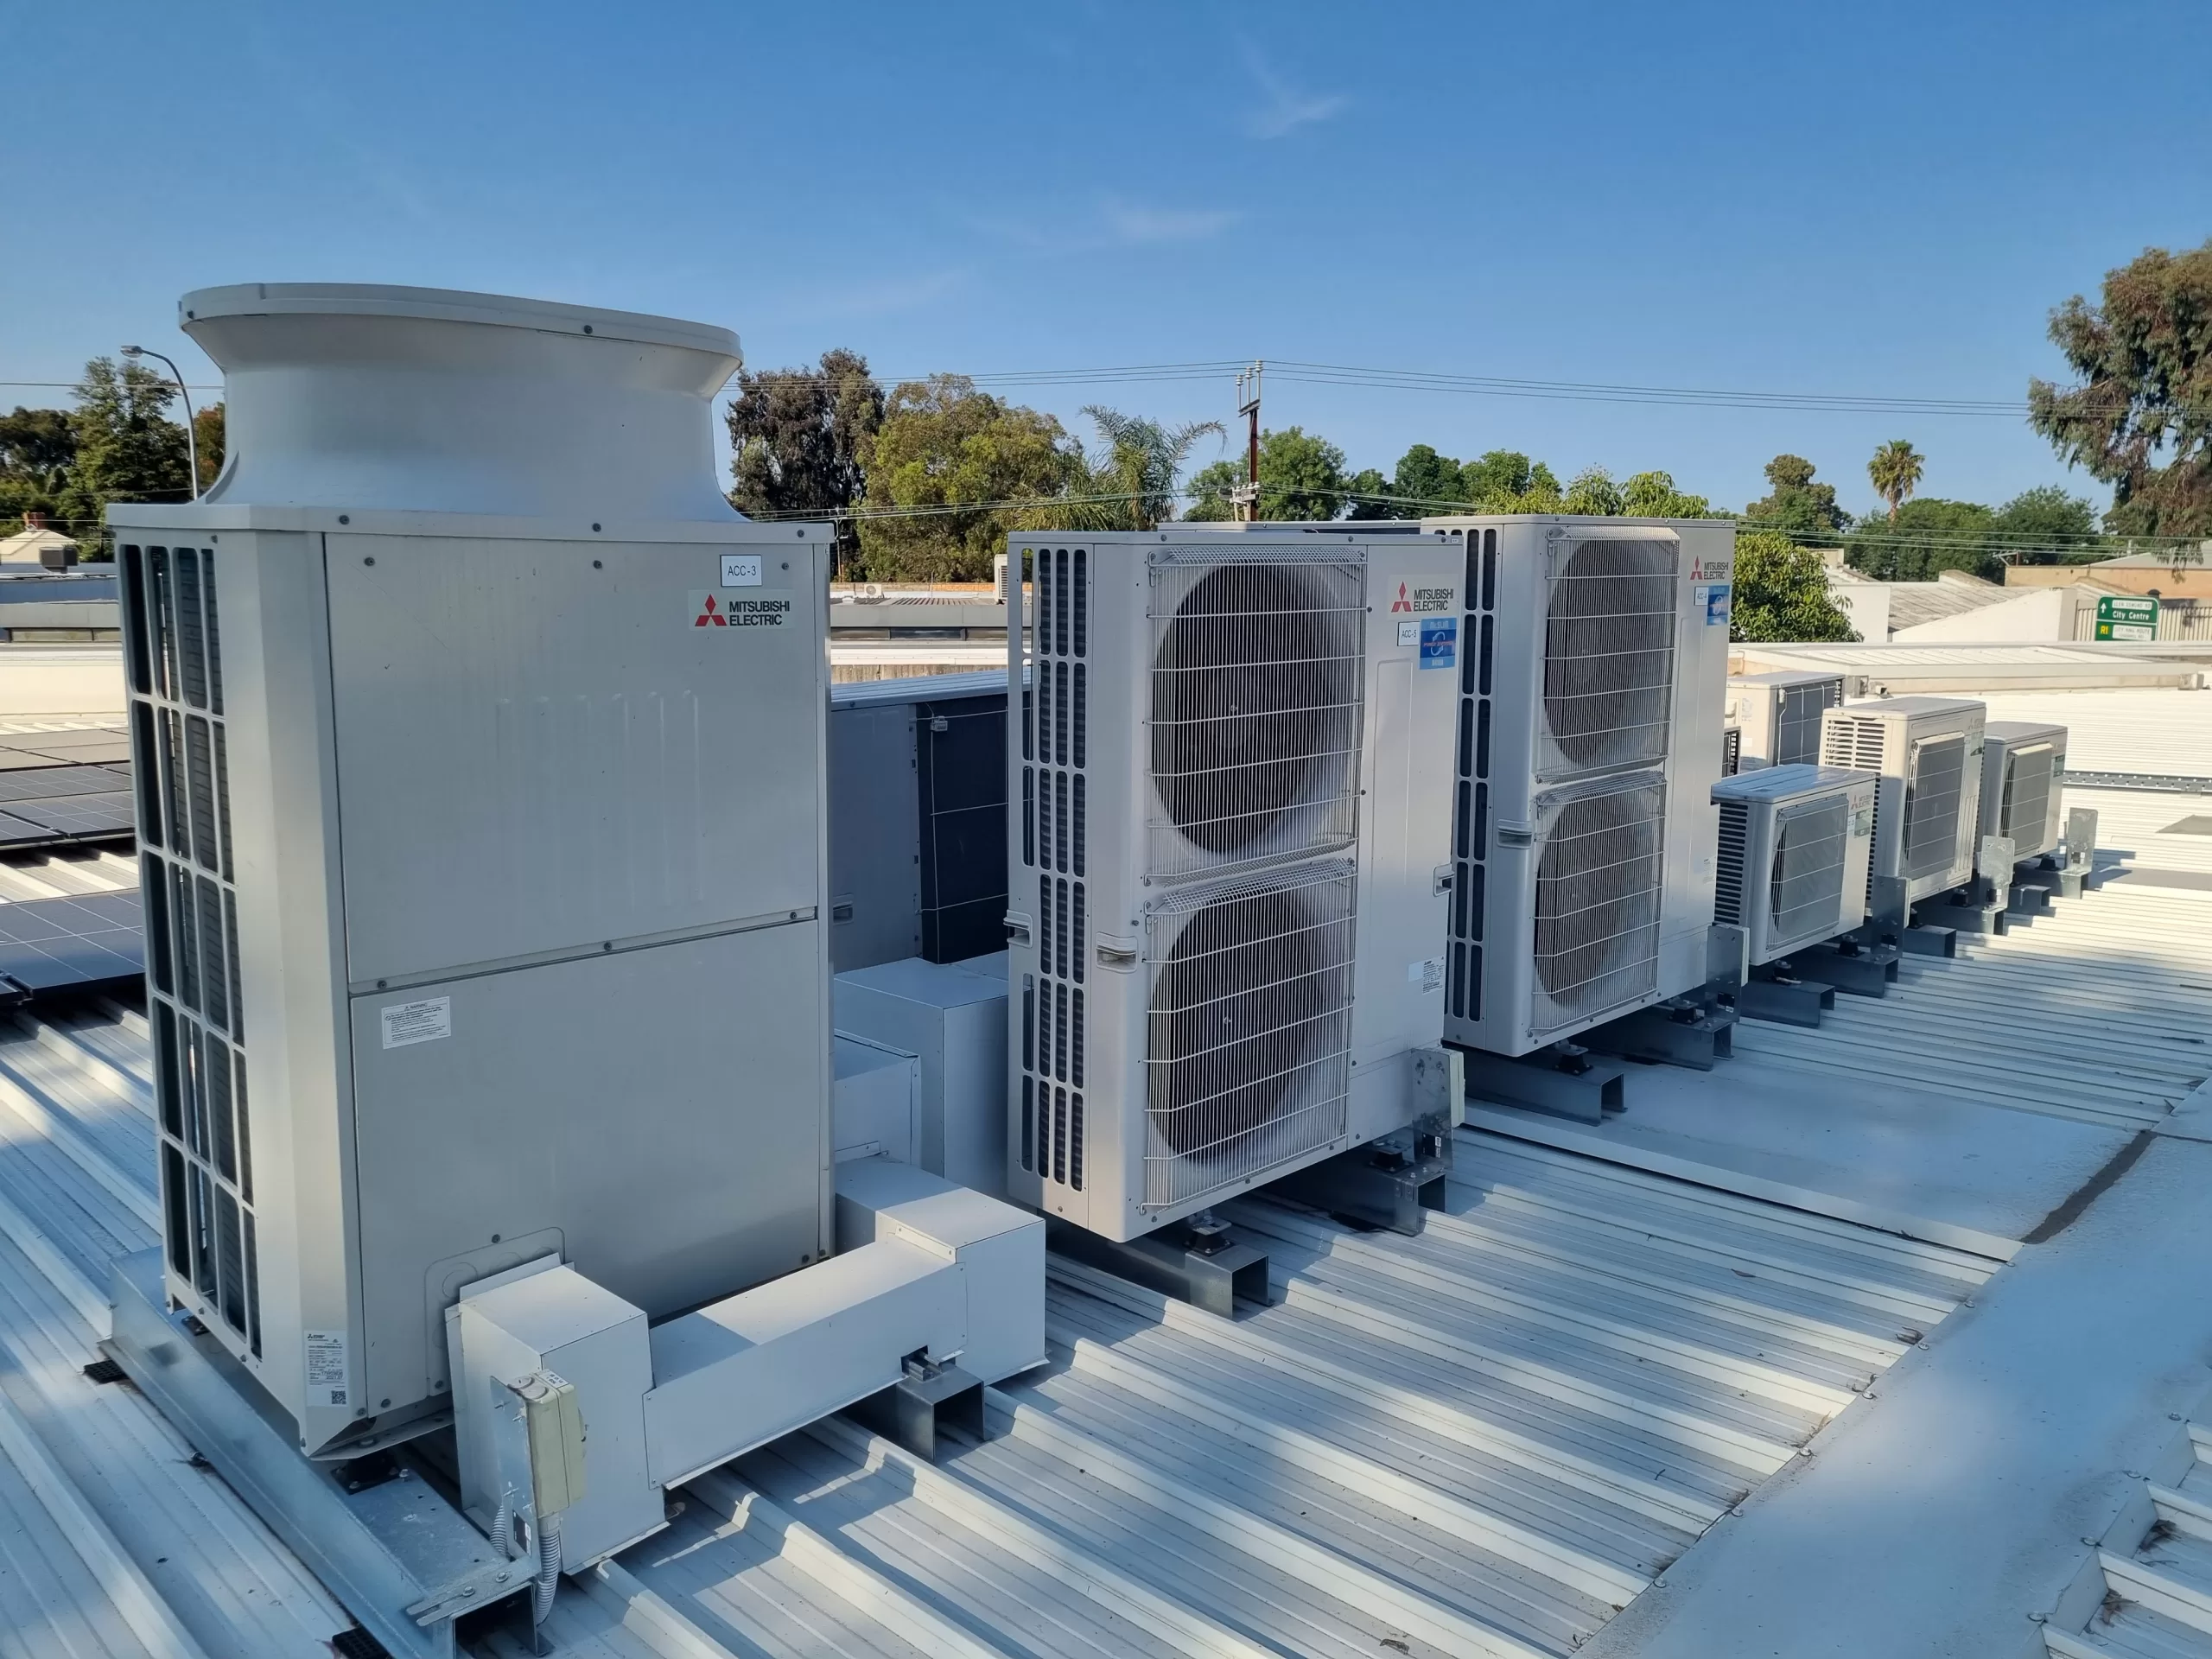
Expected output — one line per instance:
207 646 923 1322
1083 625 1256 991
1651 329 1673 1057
380 995 451 1050
720 554 763 588
1408 957 1446 992
304 1330 349 1408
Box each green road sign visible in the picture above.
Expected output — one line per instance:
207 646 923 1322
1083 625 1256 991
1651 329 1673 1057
2095 594 2158 641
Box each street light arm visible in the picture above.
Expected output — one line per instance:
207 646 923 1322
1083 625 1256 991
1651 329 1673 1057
124 346 200 501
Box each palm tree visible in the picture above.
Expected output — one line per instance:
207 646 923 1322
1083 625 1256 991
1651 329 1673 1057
1059 407 1226 531
1866 440 1924 524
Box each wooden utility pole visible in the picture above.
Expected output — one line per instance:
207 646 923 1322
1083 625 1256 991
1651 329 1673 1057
1232 362 1263 522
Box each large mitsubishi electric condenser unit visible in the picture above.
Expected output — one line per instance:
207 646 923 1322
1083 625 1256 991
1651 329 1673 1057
1713 765 1878 964
1980 720 2068 864
1726 670 1845 770
110 285 839 1457
1818 696 1986 920
1420 516 1736 1056
1003 531 1460 1242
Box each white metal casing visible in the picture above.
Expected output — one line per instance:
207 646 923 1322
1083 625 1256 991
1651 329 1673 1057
1726 670 1845 771
111 284 836 1455
1420 516 1736 1056
1712 765 1878 964
1818 696 1987 918
1980 721 2069 865
1001 531 1461 1242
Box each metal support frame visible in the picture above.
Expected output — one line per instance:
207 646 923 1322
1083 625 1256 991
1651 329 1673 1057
1899 924 1958 957
1269 1112 1452 1236
1456 1043 1628 1127
1738 974 1835 1027
104 1253 517 1659
1914 897 2009 936
2006 883 2053 918
1799 937 1901 997
1580 997 1738 1072
1046 1215 1268 1319
848 1355 985 1462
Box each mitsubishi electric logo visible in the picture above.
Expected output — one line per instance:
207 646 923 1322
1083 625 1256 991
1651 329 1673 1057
1390 582 1456 613
1390 582 1414 613
1689 556 1733 582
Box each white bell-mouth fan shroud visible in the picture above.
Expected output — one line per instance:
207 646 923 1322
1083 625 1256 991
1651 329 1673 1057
1418 515 1737 1058
1005 532 1463 1243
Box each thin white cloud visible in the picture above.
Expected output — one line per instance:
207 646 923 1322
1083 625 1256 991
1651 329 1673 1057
784 268 969 322
1100 200 1239 245
968 198 1240 252
1240 43 1347 139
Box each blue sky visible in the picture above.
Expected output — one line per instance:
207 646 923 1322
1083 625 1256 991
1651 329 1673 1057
4 0 2208 520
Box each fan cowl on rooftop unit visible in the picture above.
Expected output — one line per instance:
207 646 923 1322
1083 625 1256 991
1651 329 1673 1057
1980 720 2068 867
1713 764 1878 964
1003 531 1461 1242
1818 696 1986 925
1419 516 1736 1057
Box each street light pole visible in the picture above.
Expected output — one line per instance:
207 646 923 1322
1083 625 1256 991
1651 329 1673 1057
120 345 200 500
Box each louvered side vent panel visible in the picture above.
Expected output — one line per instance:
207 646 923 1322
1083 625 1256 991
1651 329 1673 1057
1713 798 1750 927
1721 726 1742 777
1820 715 1888 774
1903 733 1967 880
120 543 259 1360
2000 747 2056 854
1143 861 1355 1213
1020 547 1085 1192
1770 798 1850 951
1446 528 1497 1025
1529 770 1667 1038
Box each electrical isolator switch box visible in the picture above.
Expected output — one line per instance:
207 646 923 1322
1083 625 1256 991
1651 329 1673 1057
515 1371 588 1518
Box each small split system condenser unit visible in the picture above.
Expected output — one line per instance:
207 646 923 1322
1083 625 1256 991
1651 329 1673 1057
1726 670 1845 770
1003 530 1460 1242
1980 720 2068 865
1420 515 1736 1056
1818 696 1986 923
1713 765 1878 964
105 286 1043 1643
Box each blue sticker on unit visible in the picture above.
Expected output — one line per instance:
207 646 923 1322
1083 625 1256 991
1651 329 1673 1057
1419 616 1458 668
1705 584 1732 626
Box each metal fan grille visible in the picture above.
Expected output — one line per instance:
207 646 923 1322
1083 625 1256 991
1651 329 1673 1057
1903 733 1967 879
1770 798 1849 950
1773 680 1840 767
1143 862 1355 1211
1148 556 1366 878
1530 771 1667 1036
1539 536 1677 778
2000 745 2056 854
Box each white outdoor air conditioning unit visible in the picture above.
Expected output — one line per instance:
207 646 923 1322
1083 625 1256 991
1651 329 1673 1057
1713 765 1878 964
1818 696 1986 923
1419 516 1736 1057
1980 720 2068 864
110 284 841 1457
1003 531 1460 1242
1726 670 1845 770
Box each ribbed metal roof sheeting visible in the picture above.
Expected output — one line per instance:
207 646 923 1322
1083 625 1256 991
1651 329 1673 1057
1981 688 2212 775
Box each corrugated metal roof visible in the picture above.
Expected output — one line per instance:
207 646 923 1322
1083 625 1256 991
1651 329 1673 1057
2 683 2207 1659
1980 686 2212 775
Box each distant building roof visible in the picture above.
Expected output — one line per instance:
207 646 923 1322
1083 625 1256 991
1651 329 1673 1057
2088 547 2212 569
0 524 76 564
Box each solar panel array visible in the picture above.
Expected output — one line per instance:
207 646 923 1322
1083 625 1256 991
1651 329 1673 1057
0 728 136 849
0 890 143 995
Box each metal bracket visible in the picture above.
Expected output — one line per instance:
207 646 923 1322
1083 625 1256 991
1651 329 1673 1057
1738 974 1835 1028
1898 924 1958 957
1913 898 2008 937
1269 1115 1452 1236
1797 937 1900 997
1457 1043 1627 1126
1580 998 1738 1071
1046 1215 1268 1319
849 1354 986 1461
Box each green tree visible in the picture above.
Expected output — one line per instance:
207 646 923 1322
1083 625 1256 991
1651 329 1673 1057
1866 440 1923 524
1341 467 1394 519
1561 466 1624 516
855 375 1083 581
1989 485 2100 563
193 404 226 494
0 405 77 531
2030 239 2212 539
1185 425 1351 521
727 349 884 575
1395 443 1470 511
1463 449 1548 505
1745 454 1849 543
1732 530 1857 643
51 358 192 531
1620 469 1713 518
1063 407 1224 531
1843 497 2000 582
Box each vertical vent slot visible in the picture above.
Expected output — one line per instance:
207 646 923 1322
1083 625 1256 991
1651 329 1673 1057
1053 1087 1068 1185
144 858 175 995
196 876 228 1032
1072 775 1086 877
1054 550 1070 658
175 549 208 709
1036 553 1052 658
162 1144 191 1275
1481 529 1497 610
1020 1077 1034 1173
1071 886 1086 982
149 549 176 700
1053 662 1069 765
1073 550 1087 657
1055 772 1068 874
1021 975 1035 1070
131 703 164 849
1072 664 1086 768
162 711 191 864
1055 879 1070 978
232 1058 252 1203
1478 616 1494 695
1071 988 1085 1084
122 546 153 695
1022 766 1035 866
1069 1092 1084 1190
